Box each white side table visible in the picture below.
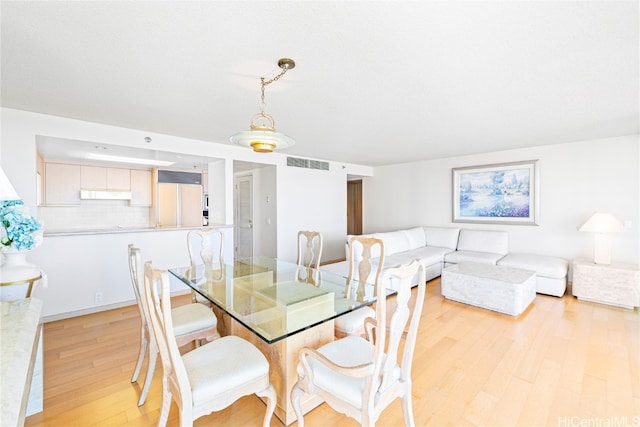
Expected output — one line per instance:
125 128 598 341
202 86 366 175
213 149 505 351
572 259 640 309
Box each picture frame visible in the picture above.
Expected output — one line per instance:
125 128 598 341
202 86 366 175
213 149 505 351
452 160 539 225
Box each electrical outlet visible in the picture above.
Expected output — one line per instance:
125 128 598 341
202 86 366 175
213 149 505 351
95 292 103 303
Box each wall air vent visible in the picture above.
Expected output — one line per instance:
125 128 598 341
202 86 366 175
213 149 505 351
286 157 330 171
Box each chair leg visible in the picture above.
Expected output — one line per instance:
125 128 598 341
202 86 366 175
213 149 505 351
131 326 148 382
257 383 277 427
401 386 416 427
157 377 172 427
137 343 157 406
290 383 306 427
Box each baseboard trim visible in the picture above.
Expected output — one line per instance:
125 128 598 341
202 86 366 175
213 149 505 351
40 289 191 323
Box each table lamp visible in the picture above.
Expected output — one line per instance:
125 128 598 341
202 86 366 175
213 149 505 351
578 212 624 264
0 167 20 201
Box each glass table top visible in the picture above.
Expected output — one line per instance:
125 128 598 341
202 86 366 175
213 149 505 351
168 256 386 344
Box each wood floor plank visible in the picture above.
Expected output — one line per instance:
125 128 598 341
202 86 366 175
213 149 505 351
24 278 640 427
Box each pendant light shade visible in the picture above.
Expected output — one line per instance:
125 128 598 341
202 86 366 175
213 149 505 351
230 112 294 153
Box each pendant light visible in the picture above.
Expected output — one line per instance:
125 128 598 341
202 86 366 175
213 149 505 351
230 58 296 153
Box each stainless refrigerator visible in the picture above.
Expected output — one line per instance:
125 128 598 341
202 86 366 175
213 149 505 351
156 171 203 227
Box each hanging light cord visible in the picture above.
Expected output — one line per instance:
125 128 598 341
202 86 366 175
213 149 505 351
260 64 292 110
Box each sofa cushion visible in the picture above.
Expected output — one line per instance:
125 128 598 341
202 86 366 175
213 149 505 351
371 231 410 256
424 227 461 250
444 250 505 265
409 246 453 265
456 229 508 255
498 254 569 279
400 227 427 250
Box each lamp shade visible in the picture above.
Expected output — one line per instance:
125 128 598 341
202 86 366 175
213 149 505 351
0 167 20 201
578 212 624 233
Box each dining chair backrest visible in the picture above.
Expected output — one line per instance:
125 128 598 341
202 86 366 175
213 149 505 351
128 244 149 328
333 236 385 338
370 260 426 396
187 228 224 275
296 231 323 285
128 244 154 404
347 235 385 299
187 229 224 304
143 262 193 416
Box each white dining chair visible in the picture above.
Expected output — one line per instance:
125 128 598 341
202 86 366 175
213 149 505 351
291 259 426 427
128 244 220 406
187 228 225 307
296 230 323 285
334 236 385 338
143 260 276 427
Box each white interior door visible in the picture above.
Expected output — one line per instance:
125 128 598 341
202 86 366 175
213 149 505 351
235 175 253 259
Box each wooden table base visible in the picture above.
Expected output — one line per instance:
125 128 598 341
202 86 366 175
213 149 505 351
212 305 334 425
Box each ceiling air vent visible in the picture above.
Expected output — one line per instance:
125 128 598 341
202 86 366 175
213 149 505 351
286 157 329 171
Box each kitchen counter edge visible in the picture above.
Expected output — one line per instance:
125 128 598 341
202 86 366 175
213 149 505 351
44 224 234 237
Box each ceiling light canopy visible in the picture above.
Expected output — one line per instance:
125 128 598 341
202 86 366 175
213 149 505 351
230 58 296 153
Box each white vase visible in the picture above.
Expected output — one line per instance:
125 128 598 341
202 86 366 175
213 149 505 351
0 250 41 301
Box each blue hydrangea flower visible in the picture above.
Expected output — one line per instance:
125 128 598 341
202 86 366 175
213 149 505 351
0 201 43 251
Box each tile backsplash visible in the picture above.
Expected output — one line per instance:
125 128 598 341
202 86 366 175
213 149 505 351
38 200 150 231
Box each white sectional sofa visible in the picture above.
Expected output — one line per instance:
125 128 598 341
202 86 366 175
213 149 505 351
320 226 458 291
322 226 569 297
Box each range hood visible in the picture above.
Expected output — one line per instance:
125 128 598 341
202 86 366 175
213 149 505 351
80 190 133 200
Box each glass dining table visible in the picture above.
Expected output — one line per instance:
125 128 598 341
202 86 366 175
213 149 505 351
168 256 387 425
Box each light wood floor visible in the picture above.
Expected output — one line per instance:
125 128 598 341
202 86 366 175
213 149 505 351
25 278 639 427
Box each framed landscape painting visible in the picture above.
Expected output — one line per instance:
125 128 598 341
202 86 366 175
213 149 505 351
452 160 539 225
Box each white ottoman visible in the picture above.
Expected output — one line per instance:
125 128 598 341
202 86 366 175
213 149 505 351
498 254 569 297
441 262 536 316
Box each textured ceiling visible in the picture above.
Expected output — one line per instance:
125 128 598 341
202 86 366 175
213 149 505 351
2 1 638 166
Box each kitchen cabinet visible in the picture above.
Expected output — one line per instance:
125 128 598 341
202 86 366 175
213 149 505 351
44 163 81 205
107 168 131 190
130 169 152 206
81 166 130 190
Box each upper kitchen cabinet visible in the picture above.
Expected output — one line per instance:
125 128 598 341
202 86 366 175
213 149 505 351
130 169 152 206
81 166 130 190
45 163 81 205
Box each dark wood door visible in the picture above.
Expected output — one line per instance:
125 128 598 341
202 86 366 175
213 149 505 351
347 180 362 235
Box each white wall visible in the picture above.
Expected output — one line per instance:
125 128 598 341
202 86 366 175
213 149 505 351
250 166 278 258
363 135 639 265
276 164 348 263
26 227 234 320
